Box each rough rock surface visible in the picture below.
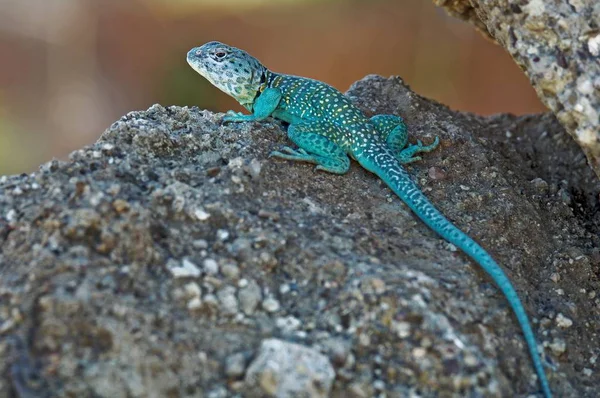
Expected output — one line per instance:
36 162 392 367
434 0 600 177
244 338 335 397
0 76 599 397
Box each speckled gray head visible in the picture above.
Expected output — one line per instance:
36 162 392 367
187 41 267 106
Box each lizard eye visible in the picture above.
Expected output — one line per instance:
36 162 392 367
215 51 227 59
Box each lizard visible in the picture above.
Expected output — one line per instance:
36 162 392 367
186 41 552 398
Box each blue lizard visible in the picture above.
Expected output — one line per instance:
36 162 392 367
187 41 552 397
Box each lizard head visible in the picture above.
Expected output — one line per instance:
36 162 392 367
187 41 267 106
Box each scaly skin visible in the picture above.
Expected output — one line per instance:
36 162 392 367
187 41 552 397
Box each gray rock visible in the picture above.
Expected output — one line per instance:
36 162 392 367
434 0 600 177
0 77 597 397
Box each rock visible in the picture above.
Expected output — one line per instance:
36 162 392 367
530 177 549 194
244 339 335 398
433 0 600 177
0 77 597 397
202 258 219 275
262 297 281 313
224 352 248 378
246 158 262 179
187 297 202 310
549 337 567 355
275 316 302 334
238 279 262 316
555 313 573 328
183 282 201 299
217 286 239 315
167 258 201 278
192 239 209 249
193 208 210 221
221 263 240 280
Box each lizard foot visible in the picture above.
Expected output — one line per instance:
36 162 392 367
397 136 439 164
269 147 314 162
278 146 309 156
222 110 253 123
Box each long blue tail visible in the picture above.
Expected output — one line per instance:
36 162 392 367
356 143 551 398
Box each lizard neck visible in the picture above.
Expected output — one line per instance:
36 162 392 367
245 69 275 110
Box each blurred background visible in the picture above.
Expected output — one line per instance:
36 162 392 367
0 0 545 175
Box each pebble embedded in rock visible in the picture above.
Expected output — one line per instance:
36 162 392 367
246 158 262 179
428 166 446 180
244 339 335 398
228 157 244 169
225 352 248 378
556 313 573 328
320 338 351 367
530 177 549 194
412 347 427 359
221 263 240 279
258 209 280 221
187 297 202 310
192 239 209 249
194 208 211 221
238 279 262 315
203 258 219 275
275 316 301 333
262 297 280 313
184 282 201 299
167 258 201 278
217 229 230 241
393 321 411 339
549 337 567 355
217 286 239 315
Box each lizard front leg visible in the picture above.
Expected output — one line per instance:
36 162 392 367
222 87 282 122
270 122 350 175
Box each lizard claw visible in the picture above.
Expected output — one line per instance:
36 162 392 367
279 146 307 156
269 148 313 162
222 110 249 123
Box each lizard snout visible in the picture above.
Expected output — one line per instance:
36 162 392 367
187 48 203 61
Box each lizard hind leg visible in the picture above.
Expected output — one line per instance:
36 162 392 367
269 122 350 175
370 114 408 149
370 114 439 164
370 114 406 137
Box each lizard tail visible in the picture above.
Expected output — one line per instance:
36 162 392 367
356 143 552 398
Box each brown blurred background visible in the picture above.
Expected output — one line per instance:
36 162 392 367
0 0 545 175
